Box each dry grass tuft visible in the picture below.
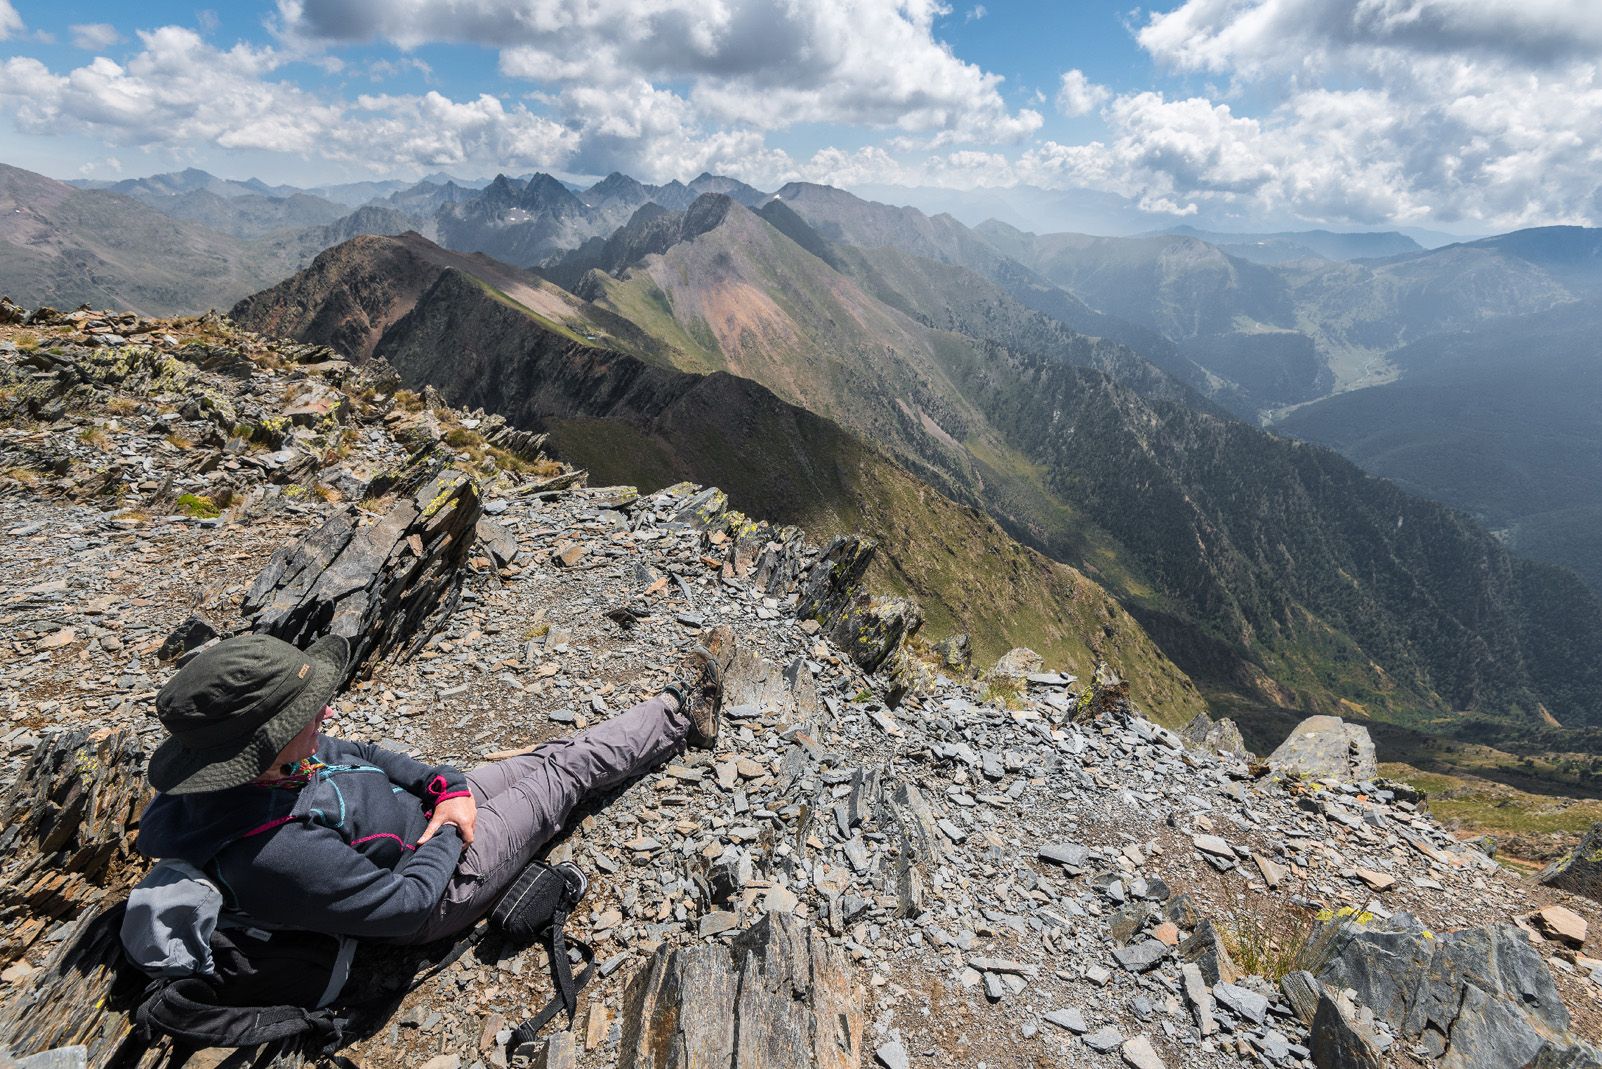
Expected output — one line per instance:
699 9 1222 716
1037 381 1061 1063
1217 895 1343 981
981 673 1026 709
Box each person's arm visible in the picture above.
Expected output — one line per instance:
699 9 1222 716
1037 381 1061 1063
324 736 471 809
220 821 462 940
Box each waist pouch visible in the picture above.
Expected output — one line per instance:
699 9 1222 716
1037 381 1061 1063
489 860 593 1053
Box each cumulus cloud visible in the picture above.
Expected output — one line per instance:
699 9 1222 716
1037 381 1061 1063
0 1 22 41
280 0 1040 145
1139 0 1602 75
70 23 123 51
1079 0 1602 226
1056 70 1109 117
0 27 575 171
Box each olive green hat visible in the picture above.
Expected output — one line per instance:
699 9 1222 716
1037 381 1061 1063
147 632 349 795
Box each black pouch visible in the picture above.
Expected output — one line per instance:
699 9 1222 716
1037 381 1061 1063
489 860 593 1052
490 860 587 943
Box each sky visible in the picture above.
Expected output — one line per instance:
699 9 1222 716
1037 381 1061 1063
2 0 1601 232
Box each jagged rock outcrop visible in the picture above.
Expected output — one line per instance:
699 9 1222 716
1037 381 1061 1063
931 633 972 673
0 730 145 972
1080 660 1135 723
0 731 150 1064
1307 986 1385 1069
617 912 863 1069
1181 712 1249 757
795 535 923 674
1314 912 1601 1068
1267 715 1377 781
241 449 481 683
1542 823 1602 906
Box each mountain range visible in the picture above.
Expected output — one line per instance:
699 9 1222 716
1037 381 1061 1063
229 230 1203 718
10 158 1602 744
2 164 414 314
230 186 1602 744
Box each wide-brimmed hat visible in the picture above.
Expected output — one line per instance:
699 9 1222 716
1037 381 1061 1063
147 633 349 795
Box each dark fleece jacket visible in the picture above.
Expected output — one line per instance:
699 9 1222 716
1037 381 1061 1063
137 736 468 941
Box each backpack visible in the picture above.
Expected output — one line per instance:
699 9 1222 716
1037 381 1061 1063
121 859 358 1049
120 858 592 1055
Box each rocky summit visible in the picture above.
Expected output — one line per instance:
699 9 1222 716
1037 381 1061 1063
3 305 1602 1068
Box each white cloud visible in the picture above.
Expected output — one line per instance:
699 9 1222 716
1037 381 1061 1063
70 23 124 51
1056 70 1109 117
0 28 576 172
365 56 431 81
1064 0 1602 226
281 0 1040 145
1139 0 1602 76
0 1 22 41
966 5 987 22
4 0 1600 229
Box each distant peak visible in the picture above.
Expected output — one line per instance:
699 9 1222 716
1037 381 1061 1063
681 192 735 239
588 172 648 199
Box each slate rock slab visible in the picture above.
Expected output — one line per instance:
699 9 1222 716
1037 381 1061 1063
1541 823 1602 907
242 454 481 683
617 912 862 1068
1315 912 1602 1069
1267 715 1377 781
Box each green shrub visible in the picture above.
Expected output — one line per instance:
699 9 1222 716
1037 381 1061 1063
175 492 220 519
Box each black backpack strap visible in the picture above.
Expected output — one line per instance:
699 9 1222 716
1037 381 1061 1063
137 976 346 1049
549 909 577 1022
505 930 594 1053
406 925 485 992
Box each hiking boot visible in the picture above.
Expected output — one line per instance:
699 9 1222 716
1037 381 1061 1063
670 625 734 750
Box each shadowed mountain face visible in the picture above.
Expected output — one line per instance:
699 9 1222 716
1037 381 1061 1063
538 197 737 296
1279 297 1602 594
572 195 1602 729
230 234 1203 716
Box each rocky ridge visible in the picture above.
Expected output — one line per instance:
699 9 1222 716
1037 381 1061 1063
3 306 1602 1068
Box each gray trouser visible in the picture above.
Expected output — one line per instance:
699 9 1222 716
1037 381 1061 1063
409 693 688 944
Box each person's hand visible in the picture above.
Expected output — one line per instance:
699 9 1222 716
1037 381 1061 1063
420 795 477 846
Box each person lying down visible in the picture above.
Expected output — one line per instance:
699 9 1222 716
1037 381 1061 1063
135 628 734 944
